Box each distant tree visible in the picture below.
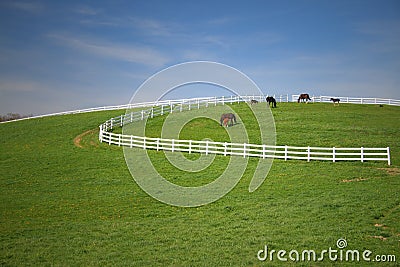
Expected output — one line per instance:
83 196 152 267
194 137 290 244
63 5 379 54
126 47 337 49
0 113 33 122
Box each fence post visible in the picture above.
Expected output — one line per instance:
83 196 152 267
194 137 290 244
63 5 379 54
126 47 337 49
143 137 146 150
161 105 164 115
189 140 192 154
120 115 123 127
130 135 133 148
172 139 175 152
206 140 209 155
151 107 154 118
243 143 246 158
170 104 173 113
99 126 103 143
285 145 288 161
130 112 133 123
222 96 225 105
141 110 144 120
156 138 160 151
387 147 391 166
118 135 121 147
361 147 364 162
307 146 311 162
110 118 114 129
262 144 266 159
332 147 336 162
224 142 227 156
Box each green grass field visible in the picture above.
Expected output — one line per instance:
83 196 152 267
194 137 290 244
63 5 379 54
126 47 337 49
1 102 399 266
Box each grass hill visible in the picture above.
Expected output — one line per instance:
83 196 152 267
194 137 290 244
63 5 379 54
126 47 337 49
1 102 399 266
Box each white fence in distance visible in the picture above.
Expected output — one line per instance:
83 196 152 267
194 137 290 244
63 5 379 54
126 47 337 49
292 95 400 106
99 100 391 165
2 94 400 124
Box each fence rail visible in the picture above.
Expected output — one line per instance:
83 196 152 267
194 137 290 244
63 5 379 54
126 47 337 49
99 98 391 165
292 95 400 106
2 94 399 124
99 130 390 165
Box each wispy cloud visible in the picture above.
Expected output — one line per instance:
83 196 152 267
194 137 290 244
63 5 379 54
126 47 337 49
75 6 101 16
130 17 180 37
353 19 400 53
4 1 43 13
48 34 170 67
0 80 49 93
181 49 219 61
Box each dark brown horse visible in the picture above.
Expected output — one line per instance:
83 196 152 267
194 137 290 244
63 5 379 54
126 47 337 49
220 113 237 127
250 99 259 105
330 98 340 106
298 93 312 103
266 96 277 108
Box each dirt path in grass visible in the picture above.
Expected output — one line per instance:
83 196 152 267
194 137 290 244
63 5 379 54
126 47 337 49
73 129 97 148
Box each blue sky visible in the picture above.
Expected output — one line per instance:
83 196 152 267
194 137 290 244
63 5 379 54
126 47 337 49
0 0 399 115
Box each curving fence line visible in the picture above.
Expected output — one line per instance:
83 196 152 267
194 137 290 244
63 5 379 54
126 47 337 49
99 96 391 165
2 94 400 124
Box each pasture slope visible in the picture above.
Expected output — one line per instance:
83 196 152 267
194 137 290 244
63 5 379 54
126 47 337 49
1 102 399 266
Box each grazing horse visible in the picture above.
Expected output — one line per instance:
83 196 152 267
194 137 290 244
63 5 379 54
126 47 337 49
220 113 237 127
266 96 277 108
222 117 230 127
250 99 258 105
298 93 312 103
330 98 340 106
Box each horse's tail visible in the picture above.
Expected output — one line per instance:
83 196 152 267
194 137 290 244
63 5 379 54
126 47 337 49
233 114 237 123
220 116 223 126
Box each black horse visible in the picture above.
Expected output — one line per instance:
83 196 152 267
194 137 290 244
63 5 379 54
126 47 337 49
250 99 259 105
298 93 312 103
330 98 340 106
266 96 277 108
220 113 237 127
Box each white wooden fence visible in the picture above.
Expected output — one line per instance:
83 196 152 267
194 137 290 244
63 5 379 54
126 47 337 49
99 99 391 165
2 94 399 124
100 131 390 165
292 95 400 106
